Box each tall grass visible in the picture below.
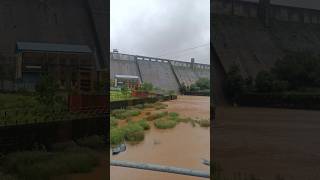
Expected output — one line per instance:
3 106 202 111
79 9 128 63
1 147 99 180
154 118 177 129
111 109 141 119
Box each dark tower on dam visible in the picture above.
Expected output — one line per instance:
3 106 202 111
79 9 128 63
0 0 108 92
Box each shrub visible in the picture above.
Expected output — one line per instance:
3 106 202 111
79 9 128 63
154 118 177 129
110 116 118 128
123 123 145 142
2 149 99 180
111 109 141 119
138 119 150 130
255 71 275 92
224 64 245 102
146 111 168 121
110 128 125 145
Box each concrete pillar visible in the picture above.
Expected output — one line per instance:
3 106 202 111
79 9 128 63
191 58 195 69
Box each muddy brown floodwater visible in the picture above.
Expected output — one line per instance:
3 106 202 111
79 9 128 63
110 95 210 180
214 106 320 180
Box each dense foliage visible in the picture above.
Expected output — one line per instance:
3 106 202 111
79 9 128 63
224 52 320 107
180 77 210 96
35 74 60 106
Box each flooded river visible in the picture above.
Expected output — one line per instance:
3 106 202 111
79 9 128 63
110 96 210 180
214 106 320 180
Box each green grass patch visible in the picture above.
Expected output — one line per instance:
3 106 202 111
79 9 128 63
111 109 141 119
110 128 125 145
154 118 177 129
1 148 99 180
154 102 168 110
110 116 118 128
123 122 145 142
146 111 168 121
137 119 150 130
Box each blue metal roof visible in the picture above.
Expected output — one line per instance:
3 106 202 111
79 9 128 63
16 42 92 53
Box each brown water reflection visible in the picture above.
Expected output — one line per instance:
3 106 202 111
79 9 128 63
110 96 210 180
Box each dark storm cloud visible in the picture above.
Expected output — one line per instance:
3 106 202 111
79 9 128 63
111 0 210 64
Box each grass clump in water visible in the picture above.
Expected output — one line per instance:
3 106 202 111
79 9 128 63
111 109 141 119
198 119 210 127
110 116 118 128
138 119 150 130
146 111 168 121
110 128 125 145
123 122 145 142
154 118 177 129
154 102 168 110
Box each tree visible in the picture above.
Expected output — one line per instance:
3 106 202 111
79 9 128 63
272 52 320 89
35 74 59 106
121 86 130 97
224 65 245 102
195 78 210 90
255 71 275 92
138 82 153 92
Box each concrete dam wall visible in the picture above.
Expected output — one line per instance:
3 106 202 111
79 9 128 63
212 0 320 78
110 53 210 92
137 60 179 91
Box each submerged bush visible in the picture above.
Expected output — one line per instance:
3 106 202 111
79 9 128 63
146 111 168 121
111 109 141 119
154 118 177 129
110 128 125 145
110 116 118 128
123 122 145 142
138 119 150 130
198 119 210 127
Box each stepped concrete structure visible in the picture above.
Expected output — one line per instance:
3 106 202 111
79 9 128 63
212 0 320 104
110 52 210 92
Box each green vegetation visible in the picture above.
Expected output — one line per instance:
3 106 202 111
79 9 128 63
223 65 246 102
180 78 210 95
225 52 320 107
137 119 150 130
123 122 145 142
0 136 105 180
110 101 208 145
137 82 154 92
110 90 135 102
146 111 168 121
35 74 60 106
110 127 125 145
154 118 177 129
111 109 141 119
110 121 146 145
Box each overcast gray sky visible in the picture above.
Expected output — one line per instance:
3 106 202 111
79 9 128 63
110 0 210 64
